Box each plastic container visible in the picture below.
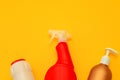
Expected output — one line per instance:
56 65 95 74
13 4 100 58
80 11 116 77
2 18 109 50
88 48 118 80
45 30 77 80
11 59 35 80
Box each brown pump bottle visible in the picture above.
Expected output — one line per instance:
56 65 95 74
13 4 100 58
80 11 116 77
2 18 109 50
88 48 118 80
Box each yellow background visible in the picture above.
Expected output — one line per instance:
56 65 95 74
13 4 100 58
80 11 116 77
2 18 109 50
0 0 120 80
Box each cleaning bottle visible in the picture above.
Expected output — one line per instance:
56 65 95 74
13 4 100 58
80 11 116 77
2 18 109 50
88 48 118 80
45 30 77 80
10 59 35 80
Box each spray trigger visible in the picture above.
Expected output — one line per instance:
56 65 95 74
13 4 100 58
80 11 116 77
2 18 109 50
48 30 72 44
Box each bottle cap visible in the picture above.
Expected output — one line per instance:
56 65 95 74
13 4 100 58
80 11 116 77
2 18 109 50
11 59 35 80
100 48 118 65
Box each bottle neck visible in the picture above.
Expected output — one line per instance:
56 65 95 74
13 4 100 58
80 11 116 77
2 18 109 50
56 42 73 67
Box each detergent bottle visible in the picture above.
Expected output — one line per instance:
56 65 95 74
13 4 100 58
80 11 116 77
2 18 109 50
88 48 118 80
11 59 35 80
45 30 77 80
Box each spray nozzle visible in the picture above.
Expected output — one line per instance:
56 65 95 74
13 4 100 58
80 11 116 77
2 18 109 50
48 30 71 44
100 48 118 65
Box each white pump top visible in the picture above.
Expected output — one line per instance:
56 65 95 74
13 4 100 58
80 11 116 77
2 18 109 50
100 48 118 65
48 30 71 43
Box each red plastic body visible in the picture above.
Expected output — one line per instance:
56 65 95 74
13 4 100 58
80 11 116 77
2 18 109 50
45 42 77 80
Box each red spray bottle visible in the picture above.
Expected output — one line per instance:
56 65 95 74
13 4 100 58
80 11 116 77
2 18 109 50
45 30 77 80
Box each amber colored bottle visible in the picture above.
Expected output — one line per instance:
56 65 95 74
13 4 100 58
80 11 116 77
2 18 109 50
88 48 118 80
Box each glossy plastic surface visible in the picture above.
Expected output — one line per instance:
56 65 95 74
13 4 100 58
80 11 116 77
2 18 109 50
45 42 77 80
88 64 112 80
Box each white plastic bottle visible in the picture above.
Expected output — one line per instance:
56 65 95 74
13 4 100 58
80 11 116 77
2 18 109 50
10 59 35 80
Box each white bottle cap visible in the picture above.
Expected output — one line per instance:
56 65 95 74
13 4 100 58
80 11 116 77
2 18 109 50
48 30 71 43
100 48 118 65
11 59 35 80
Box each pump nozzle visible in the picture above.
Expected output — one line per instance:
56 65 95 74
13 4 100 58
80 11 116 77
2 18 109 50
100 48 118 65
48 30 71 43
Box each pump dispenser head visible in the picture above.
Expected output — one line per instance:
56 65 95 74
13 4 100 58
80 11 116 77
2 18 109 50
100 48 118 65
48 30 71 43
